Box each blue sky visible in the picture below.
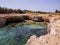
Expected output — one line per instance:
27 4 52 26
0 0 60 12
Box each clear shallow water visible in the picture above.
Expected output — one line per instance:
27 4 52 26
24 24 45 29
0 22 47 45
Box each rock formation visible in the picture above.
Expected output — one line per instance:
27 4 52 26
0 17 7 27
25 16 60 45
32 16 44 22
22 15 30 20
7 16 24 23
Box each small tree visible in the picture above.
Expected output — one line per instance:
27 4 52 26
55 10 58 13
17 9 23 14
8 9 13 14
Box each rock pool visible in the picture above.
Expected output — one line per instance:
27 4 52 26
0 22 47 45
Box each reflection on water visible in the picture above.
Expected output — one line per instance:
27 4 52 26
0 22 47 45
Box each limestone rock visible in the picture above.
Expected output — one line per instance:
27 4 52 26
0 18 7 27
32 16 44 22
25 17 60 45
7 16 24 23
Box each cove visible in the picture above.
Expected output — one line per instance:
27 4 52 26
0 22 47 45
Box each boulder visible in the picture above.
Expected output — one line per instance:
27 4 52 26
32 16 44 22
0 18 7 27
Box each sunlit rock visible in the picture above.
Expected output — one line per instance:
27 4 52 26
25 16 60 45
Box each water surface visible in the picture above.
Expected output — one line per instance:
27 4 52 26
0 22 47 45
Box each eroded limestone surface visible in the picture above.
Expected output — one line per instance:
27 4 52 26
25 16 60 45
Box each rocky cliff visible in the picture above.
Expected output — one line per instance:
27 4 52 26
25 16 60 45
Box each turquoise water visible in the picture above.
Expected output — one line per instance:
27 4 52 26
0 22 47 45
24 24 45 29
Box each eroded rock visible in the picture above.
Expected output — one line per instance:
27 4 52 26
0 18 7 27
7 16 24 23
32 16 44 22
25 16 60 45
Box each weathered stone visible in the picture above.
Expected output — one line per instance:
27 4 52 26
25 17 60 45
0 18 7 27
22 15 30 20
32 16 44 22
43 18 49 22
47 16 60 35
7 16 24 23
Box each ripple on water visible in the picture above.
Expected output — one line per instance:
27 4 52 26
0 22 47 45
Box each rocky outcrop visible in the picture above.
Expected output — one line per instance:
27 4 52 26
32 16 44 22
0 18 7 27
0 16 25 27
43 18 49 22
0 15 49 27
22 15 30 20
25 16 60 45
7 16 24 23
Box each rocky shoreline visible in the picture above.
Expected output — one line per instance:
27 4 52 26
25 16 60 45
0 14 49 27
0 14 60 45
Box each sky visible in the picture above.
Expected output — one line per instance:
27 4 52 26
0 0 60 12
